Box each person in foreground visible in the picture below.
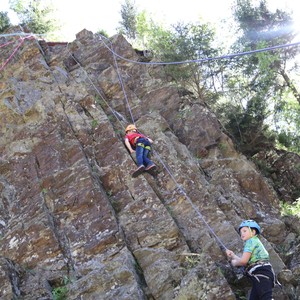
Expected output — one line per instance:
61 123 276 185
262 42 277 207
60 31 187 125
124 124 156 177
226 220 277 300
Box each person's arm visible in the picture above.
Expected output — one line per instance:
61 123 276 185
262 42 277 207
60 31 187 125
144 134 153 143
125 138 135 154
226 249 251 267
139 132 153 143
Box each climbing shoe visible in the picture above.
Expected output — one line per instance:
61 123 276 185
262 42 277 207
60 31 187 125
132 165 145 178
145 164 157 176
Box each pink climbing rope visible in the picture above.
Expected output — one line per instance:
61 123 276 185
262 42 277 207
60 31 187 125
0 36 34 72
0 40 15 49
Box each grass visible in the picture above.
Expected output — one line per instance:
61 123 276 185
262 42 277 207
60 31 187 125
52 286 68 300
51 276 70 300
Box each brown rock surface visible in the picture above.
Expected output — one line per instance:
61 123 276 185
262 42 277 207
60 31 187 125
0 28 299 299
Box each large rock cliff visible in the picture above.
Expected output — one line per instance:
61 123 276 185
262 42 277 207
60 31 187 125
0 28 299 299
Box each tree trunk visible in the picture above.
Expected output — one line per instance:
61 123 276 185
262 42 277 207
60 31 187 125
280 69 300 105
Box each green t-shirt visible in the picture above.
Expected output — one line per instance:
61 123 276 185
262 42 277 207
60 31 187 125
244 235 269 265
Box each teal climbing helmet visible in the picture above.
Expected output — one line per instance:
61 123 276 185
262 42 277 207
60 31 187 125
239 220 261 234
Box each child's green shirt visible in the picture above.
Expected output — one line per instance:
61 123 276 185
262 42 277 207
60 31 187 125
244 235 269 265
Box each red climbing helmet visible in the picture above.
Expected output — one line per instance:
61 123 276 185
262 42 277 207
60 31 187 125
125 124 137 133
239 220 261 234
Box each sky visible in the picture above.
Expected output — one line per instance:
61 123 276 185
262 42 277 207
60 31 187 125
0 0 299 42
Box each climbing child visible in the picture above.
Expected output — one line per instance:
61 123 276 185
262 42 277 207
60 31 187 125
226 220 277 300
124 124 156 177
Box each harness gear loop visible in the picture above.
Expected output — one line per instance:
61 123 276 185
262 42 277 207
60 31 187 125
245 262 281 288
136 142 151 151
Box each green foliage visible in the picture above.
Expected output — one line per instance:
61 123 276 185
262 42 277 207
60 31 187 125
107 115 114 122
9 0 60 35
41 188 48 194
146 21 220 99
51 276 69 300
234 289 247 300
135 10 150 48
0 11 11 33
277 131 300 154
119 0 137 40
234 0 295 46
218 142 228 153
94 95 106 108
184 254 202 269
147 22 217 64
91 119 98 128
215 97 276 156
251 158 273 177
96 29 109 38
118 3 222 102
276 96 300 153
280 198 300 217
52 286 68 300
115 129 123 136
214 0 300 156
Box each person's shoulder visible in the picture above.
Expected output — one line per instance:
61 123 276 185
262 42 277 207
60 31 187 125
254 235 265 244
246 236 257 245
251 235 264 245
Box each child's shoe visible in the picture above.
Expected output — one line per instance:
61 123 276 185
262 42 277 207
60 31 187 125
145 164 156 171
132 165 145 178
145 164 157 176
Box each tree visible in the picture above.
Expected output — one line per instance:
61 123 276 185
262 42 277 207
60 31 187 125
9 0 59 35
135 10 151 49
215 0 300 155
276 93 300 153
96 29 109 38
0 11 11 33
233 0 300 103
145 21 221 100
118 0 137 40
118 1 221 101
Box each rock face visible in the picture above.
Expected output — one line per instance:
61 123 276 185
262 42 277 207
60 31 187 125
0 28 299 299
